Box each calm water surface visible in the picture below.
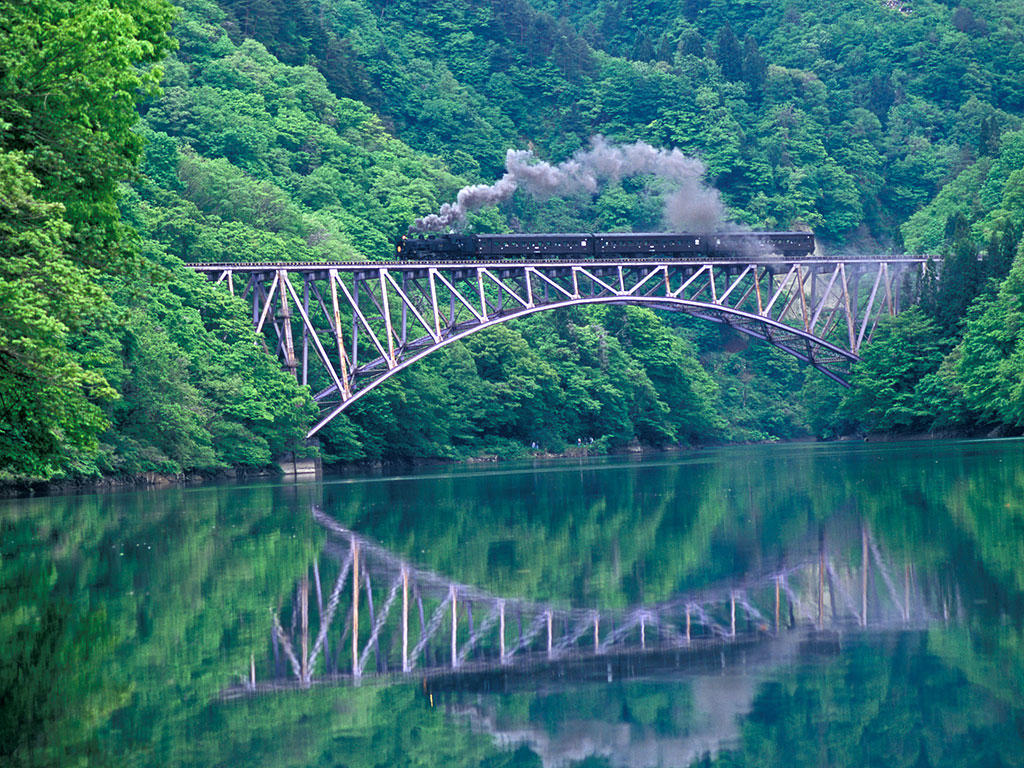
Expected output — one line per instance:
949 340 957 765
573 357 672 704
3 439 1024 767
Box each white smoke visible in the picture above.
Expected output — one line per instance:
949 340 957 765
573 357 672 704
414 137 734 233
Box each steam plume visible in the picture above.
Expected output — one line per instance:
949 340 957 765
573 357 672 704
414 137 733 233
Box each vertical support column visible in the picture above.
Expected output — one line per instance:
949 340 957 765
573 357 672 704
301 277 310 386
594 614 600 654
861 524 869 627
301 577 309 683
730 593 736 638
685 606 691 644
351 278 360 369
477 268 488 321
402 567 409 673
904 563 911 622
328 270 351 400
499 601 506 664
400 272 409 346
252 277 261 325
379 268 396 365
775 578 781 633
272 616 282 676
546 610 553 659
840 263 856 351
797 265 810 331
278 270 298 377
313 560 328 672
428 269 442 339
640 614 646 649
249 652 256 688
352 539 360 678
450 585 458 668
808 265 817 319
850 266 862 346
818 545 825 629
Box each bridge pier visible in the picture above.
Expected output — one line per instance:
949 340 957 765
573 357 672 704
276 450 321 478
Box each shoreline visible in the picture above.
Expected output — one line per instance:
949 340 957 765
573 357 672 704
2 428 1008 500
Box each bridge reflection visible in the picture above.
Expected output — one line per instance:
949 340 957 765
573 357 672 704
223 505 938 699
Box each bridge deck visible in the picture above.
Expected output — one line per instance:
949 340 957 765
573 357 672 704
188 256 930 272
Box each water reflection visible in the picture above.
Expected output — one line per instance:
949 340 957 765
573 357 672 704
3 441 1024 768
233 508 934 699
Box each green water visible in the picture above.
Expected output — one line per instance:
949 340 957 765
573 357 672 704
3 439 1024 767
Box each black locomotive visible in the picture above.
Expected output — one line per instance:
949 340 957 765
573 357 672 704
396 231 815 261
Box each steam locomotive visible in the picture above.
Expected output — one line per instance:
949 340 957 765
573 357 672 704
396 231 816 261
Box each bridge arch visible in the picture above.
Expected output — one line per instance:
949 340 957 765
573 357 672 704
312 295 857 436
189 257 927 437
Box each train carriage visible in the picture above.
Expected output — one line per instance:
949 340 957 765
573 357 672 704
595 233 705 257
397 231 815 261
476 233 595 258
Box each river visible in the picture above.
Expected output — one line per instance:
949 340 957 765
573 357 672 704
2 439 1023 767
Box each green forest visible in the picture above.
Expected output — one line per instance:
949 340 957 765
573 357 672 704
4 0 1024 481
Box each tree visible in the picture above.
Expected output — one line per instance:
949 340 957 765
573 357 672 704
956 243 1024 427
839 308 945 433
0 0 176 270
742 36 768 98
715 23 743 82
0 154 115 478
0 0 175 477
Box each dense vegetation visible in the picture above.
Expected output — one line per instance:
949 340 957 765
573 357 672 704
4 0 1024 480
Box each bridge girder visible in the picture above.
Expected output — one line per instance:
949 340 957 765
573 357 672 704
189 257 929 438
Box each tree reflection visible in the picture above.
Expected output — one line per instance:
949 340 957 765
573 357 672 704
1 441 1024 767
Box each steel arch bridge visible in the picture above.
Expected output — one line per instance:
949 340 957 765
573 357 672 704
221 507 932 697
189 254 930 437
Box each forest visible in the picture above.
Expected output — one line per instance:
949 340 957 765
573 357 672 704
4 0 1024 481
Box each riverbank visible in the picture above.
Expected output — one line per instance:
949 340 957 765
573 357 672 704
0 465 280 499
6 427 1005 500
0 438 684 498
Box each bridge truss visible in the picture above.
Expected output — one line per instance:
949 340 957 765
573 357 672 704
190 256 929 437
222 507 929 697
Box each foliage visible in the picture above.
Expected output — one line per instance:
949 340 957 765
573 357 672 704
838 308 945 433
0 517 129 768
1 0 321 480
0 0 175 479
0 153 115 478
955 241 1024 426
11 0 1024 472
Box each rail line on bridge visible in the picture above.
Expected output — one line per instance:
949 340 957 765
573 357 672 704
189 255 930 437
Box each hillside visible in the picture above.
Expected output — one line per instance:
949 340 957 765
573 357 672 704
4 0 1024 480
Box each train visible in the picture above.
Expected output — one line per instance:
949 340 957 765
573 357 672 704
396 231 816 261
